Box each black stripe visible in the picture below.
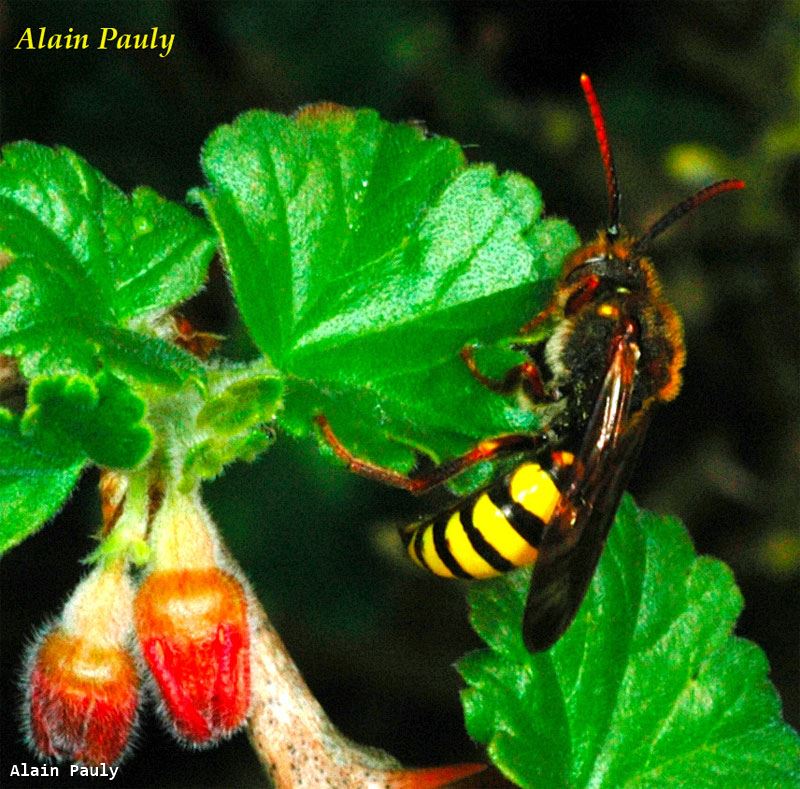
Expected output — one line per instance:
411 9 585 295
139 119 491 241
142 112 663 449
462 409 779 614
433 514 472 579
411 526 431 572
461 502 515 572
488 481 546 548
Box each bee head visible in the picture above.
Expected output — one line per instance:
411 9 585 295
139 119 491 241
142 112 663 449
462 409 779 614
556 76 745 323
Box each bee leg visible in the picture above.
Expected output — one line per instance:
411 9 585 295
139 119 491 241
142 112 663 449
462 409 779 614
314 414 545 493
460 344 550 403
518 301 558 335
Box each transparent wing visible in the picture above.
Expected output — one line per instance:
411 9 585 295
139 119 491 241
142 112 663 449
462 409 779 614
523 332 649 652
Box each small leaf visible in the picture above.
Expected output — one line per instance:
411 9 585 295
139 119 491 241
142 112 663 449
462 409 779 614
0 410 84 554
0 142 214 385
196 105 578 471
196 372 283 434
459 496 800 788
21 371 153 469
179 362 284 488
181 431 275 490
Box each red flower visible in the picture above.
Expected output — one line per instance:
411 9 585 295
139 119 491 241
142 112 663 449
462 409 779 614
135 567 251 745
24 562 139 765
26 629 139 765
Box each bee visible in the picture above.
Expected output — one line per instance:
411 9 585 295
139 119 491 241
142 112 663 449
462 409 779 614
315 75 744 652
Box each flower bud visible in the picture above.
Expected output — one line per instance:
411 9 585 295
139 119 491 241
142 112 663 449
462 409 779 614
135 491 251 745
25 561 139 765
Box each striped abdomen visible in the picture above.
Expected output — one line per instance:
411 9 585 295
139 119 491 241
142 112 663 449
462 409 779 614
401 462 562 579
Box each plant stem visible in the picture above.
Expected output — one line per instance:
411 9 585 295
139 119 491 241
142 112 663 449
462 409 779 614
246 598 484 788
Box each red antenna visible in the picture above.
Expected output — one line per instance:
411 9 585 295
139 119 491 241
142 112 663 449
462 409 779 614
580 73 620 241
632 178 746 254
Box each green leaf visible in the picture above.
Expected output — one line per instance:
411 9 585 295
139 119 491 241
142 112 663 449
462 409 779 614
196 105 578 471
0 142 215 386
21 371 153 468
196 371 283 434
179 362 284 488
181 431 275 490
459 496 800 788
0 409 84 554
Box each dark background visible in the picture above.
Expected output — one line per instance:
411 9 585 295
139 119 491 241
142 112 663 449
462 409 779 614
1 2 797 787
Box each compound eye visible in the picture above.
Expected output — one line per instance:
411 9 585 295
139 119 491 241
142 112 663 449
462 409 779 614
565 263 589 284
565 256 604 284
565 273 601 315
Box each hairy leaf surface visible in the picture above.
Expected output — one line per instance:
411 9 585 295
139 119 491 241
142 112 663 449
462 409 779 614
197 105 578 471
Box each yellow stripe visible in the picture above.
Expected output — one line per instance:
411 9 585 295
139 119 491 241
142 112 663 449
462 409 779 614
509 463 560 523
418 524 455 578
445 511 499 579
472 493 538 567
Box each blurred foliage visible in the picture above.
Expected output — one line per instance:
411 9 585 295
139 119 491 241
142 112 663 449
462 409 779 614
1 2 797 787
